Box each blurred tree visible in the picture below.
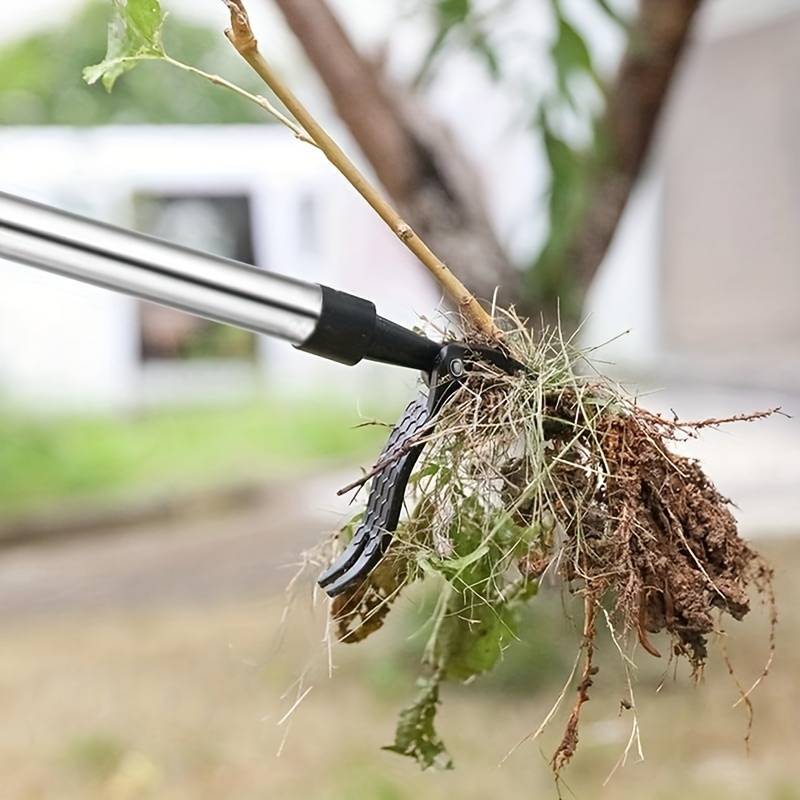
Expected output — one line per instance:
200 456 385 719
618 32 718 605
270 0 704 322
0 1 266 125
529 0 704 318
270 0 521 307
2 0 703 322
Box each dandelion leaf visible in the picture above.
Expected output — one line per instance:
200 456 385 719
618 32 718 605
427 498 537 681
384 675 453 770
434 598 518 681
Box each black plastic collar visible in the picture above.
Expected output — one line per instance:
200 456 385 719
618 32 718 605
296 285 440 371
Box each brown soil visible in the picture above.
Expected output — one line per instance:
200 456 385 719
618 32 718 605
534 402 776 772
596 414 766 664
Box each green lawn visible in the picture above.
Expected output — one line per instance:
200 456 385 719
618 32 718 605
0 398 388 519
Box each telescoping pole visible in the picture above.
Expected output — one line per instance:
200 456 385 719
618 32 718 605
0 191 439 371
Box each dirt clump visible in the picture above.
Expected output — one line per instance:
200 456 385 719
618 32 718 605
532 402 776 770
593 414 765 667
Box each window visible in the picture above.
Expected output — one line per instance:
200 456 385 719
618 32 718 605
135 193 258 362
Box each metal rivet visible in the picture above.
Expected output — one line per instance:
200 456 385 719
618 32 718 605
450 359 465 377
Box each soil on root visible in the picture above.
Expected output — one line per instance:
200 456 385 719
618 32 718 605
540 406 775 771
592 414 764 664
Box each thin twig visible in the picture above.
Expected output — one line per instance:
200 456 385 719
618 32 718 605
640 406 786 433
220 0 501 338
336 429 430 496
163 55 318 146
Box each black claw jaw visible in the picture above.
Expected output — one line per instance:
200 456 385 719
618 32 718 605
317 393 431 596
318 342 524 598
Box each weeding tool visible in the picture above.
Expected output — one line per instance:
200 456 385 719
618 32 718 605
0 191 522 596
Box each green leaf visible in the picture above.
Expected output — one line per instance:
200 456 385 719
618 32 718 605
416 0 501 87
448 496 486 557
389 486 542 769
434 543 491 577
409 462 440 486
436 0 471 26
469 29 500 80
529 106 592 311
594 0 629 28
125 0 165 45
550 4 595 102
83 0 167 92
433 595 520 681
426 500 539 682
384 675 453 770
540 113 586 225
339 510 365 543
490 509 543 555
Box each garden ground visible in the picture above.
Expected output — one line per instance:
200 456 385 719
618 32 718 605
0 527 796 800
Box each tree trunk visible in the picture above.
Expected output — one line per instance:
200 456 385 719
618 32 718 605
269 0 520 307
270 0 704 321
571 0 704 289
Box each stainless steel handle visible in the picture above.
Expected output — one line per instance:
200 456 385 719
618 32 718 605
0 191 322 345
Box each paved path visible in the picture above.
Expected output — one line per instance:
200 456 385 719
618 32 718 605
0 470 355 616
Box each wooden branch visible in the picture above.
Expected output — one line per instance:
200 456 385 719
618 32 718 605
221 0 501 339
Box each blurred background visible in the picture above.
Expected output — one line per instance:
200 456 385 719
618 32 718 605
0 0 798 798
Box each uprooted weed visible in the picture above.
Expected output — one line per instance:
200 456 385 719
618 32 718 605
311 316 778 776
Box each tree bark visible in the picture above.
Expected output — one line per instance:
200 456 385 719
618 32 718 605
571 0 704 289
269 0 520 307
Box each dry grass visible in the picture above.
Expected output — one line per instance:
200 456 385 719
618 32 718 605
0 538 796 800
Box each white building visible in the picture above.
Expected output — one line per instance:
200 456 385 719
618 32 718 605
585 3 800 391
2 0 799 411
0 125 438 409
